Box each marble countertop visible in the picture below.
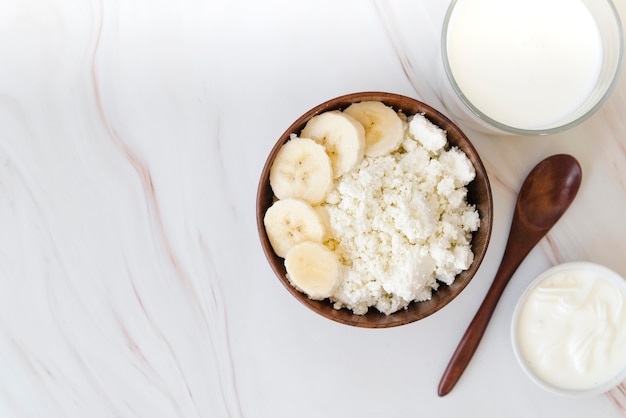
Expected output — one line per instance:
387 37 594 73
2 0 626 417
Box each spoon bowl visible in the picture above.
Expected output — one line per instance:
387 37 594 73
517 155 583 230
438 154 582 396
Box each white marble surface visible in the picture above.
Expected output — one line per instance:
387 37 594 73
1 0 626 417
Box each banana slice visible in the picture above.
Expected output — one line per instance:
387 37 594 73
269 136 333 205
313 204 331 241
264 198 326 258
343 101 404 157
285 241 340 300
301 110 366 178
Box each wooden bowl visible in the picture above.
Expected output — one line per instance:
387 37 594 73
256 92 493 328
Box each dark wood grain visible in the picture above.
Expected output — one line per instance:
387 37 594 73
256 92 493 328
437 154 582 395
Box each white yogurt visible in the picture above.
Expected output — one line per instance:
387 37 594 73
445 0 603 130
512 262 626 395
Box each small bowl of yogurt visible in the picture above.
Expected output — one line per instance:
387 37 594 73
511 262 626 396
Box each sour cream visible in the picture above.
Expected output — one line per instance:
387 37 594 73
512 262 626 396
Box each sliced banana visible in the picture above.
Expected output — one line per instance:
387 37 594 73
269 136 333 205
343 101 404 157
312 204 332 241
285 241 340 300
301 110 366 178
264 198 326 258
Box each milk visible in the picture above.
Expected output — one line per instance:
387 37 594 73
445 0 603 131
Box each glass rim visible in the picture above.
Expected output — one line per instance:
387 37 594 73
441 0 624 136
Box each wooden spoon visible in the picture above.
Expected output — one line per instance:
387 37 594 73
438 154 582 397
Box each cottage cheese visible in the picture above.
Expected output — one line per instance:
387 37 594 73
323 113 480 315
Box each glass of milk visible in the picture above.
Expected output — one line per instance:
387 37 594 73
511 262 626 396
441 0 623 135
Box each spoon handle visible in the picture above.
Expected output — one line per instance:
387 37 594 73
437 252 523 397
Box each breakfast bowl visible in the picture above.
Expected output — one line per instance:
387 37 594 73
256 92 493 328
